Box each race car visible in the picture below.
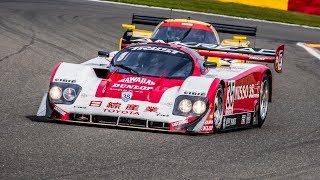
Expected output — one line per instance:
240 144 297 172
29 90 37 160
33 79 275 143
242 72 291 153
37 43 284 133
119 14 257 65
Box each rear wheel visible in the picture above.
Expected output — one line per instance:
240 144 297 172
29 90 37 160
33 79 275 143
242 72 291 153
255 74 270 128
213 84 224 132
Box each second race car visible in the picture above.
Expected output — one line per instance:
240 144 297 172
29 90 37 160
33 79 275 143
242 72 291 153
120 14 257 65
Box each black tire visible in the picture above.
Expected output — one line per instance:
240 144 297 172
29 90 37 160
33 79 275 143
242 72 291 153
213 84 224 132
254 74 270 128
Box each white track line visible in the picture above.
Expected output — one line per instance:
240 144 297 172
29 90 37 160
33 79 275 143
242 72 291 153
297 42 320 60
88 0 320 30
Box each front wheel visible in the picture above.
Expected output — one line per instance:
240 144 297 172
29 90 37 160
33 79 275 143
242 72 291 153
213 84 224 132
254 74 270 128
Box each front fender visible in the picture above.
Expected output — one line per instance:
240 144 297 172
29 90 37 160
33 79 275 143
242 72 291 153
178 76 218 97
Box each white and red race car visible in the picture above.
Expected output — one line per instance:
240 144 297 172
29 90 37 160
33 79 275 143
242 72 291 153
37 42 284 133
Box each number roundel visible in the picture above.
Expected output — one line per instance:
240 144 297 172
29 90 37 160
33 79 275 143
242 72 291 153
275 49 284 73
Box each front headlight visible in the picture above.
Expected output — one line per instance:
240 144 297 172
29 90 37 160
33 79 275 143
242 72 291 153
49 86 62 100
178 99 192 113
193 100 207 114
63 88 76 101
48 82 81 104
173 95 208 117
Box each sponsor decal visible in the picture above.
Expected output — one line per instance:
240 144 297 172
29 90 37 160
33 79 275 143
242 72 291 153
249 55 268 61
201 125 213 131
144 106 158 113
121 90 133 102
112 83 153 91
234 84 259 100
160 102 173 107
205 74 217 78
118 77 155 85
74 106 86 109
131 39 276 56
106 102 122 109
204 120 214 125
226 80 235 115
89 101 102 107
183 91 206 96
222 117 226 129
216 66 245 73
170 42 276 55
172 119 188 127
112 77 156 91
53 106 66 116
246 113 251 124
181 23 193 26
129 46 184 55
156 113 169 117
225 117 236 127
125 104 139 111
54 78 76 84
104 102 139 116
104 108 139 115
80 93 88 98
241 114 246 125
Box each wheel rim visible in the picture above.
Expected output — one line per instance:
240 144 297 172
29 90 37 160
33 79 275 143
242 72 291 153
260 80 269 120
214 88 223 129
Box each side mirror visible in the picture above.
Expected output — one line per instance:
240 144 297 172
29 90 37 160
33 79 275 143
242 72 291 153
203 61 217 68
98 51 109 57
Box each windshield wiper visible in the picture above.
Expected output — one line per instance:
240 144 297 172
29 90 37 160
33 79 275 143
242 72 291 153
112 64 141 77
179 28 192 42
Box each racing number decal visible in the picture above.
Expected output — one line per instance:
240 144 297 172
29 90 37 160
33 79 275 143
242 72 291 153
275 45 284 73
226 80 235 115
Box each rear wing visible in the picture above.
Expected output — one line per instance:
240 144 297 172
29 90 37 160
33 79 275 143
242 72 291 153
130 14 257 36
132 14 167 26
208 22 256 36
191 43 284 73
129 38 284 73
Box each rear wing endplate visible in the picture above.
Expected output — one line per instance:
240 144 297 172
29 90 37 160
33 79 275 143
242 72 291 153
131 14 256 36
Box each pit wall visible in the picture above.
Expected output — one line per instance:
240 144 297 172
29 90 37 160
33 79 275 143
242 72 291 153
218 0 320 15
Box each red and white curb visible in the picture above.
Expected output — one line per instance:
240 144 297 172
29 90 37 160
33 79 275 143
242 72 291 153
297 42 320 60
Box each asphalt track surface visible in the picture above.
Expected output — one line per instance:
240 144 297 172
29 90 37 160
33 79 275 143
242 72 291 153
0 0 320 179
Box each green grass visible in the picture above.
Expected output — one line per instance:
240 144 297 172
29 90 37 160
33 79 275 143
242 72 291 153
105 0 320 27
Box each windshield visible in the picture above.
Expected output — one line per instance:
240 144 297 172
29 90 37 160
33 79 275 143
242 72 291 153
110 45 194 79
152 26 217 44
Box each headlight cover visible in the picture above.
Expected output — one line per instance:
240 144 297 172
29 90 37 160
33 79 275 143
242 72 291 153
193 100 207 114
63 88 76 101
49 86 62 100
48 82 81 104
173 95 208 117
178 99 192 113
